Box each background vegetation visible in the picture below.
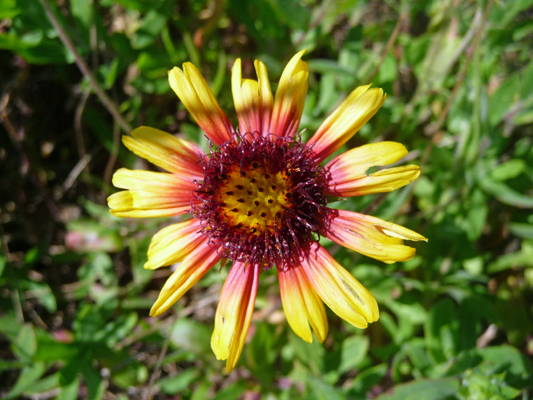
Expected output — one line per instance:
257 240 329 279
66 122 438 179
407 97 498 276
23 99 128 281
1 0 533 398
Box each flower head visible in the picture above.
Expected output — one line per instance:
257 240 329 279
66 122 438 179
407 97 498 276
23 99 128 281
109 50 427 373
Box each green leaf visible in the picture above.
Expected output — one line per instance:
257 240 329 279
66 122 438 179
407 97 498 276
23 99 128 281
491 159 526 181
80 360 105 400
345 363 388 396
488 74 520 126
12 323 37 362
478 345 532 386
27 281 57 312
0 255 6 279
446 345 532 387
425 299 457 363
307 377 346 400
70 0 92 26
170 319 212 355
34 333 78 362
338 336 369 373
211 380 247 400
3 362 46 399
478 177 533 208
131 10 167 49
375 377 459 400
20 372 60 396
247 323 278 385
487 240 533 273
159 369 200 395
0 0 19 18
508 222 533 239
94 312 138 346
58 377 80 400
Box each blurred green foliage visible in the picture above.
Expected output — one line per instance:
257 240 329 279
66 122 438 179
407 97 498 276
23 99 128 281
1 0 533 398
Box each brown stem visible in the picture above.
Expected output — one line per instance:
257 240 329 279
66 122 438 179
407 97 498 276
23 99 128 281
74 90 91 176
38 0 131 134
144 314 176 400
366 12 408 83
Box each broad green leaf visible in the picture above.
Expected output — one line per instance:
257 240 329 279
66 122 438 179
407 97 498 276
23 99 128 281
491 159 526 181
12 323 37 362
170 318 212 355
338 336 369 373
0 0 19 18
159 369 200 395
375 377 459 400
509 222 533 239
488 74 520 127
211 380 247 400
345 363 388 396
487 240 533 273
3 362 46 399
307 377 346 400
478 177 533 208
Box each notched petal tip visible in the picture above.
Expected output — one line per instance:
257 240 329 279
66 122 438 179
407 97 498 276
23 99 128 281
309 84 387 162
323 209 426 264
300 244 379 329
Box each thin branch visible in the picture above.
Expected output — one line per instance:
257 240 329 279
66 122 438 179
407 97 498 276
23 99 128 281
294 0 334 48
144 314 176 400
424 0 494 136
74 90 91 175
366 12 408 83
38 0 131 134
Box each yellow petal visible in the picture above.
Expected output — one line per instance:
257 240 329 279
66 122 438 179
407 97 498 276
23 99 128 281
150 242 220 316
308 85 386 162
122 126 204 179
301 243 379 328
254 60 273 135
232 58 261 135
169 63 234 145
112 168 196 192
145 218 205 269
269 50 309 138
325 142 408 181
322 209 427 264
108 169 195 218
327 165 421 197
277 263 328 343
211 262 259 373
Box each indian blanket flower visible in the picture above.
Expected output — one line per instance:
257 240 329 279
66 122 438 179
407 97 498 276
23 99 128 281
108 50 427 372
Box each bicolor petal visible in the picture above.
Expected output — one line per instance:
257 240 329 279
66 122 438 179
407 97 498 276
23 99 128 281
269 50 309 139
322 209 427 264
308 85 386 163
108 168 196 218
255 60 273 135
150 242 220 316
211 262 259 373
300 243 379 329
277 262 328 343
232 59 273 137
122 126 204 180
324 142 420 197
169 63 234 145
145 218 205 269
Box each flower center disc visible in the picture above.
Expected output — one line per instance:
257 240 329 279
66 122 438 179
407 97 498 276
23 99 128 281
192 134 326 268
216 166 290 233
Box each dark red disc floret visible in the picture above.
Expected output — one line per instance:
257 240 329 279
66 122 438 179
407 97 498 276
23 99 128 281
191 132 327 269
